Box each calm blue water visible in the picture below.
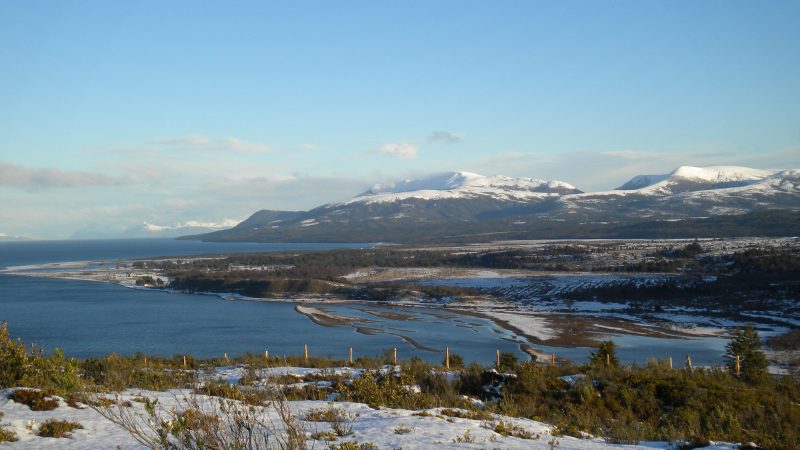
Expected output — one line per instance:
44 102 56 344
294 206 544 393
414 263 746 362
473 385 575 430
0 275 526 363
0 239 728 364
0 239 527 364
0 238 371 269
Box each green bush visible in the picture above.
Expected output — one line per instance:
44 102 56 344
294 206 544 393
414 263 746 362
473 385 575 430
0 322 78 394
0 322 26 388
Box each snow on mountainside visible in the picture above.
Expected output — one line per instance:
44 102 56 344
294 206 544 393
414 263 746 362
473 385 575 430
616 174 670 190
616 166 777 195
685 169 800 199
190 165 800 243
341 171 581 205
125 220 242 238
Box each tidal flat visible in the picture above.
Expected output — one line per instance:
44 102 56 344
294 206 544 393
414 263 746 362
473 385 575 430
3 237 796 366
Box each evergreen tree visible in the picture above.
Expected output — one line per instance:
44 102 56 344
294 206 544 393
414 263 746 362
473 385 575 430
725 325 768 383
589 340 620 367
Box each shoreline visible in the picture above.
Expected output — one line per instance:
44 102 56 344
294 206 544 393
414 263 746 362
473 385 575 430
1 257 738 360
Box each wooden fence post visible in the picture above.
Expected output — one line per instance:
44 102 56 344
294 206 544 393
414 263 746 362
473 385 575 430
668 357 672 369
686 355 692 372
445 347 450 370
551 353 556 367
144 356 147 367
349 347 353 365
393 347 397 365
735 355 741 376
304 344 309 363
606 353 610 366
496 349 500 370
183 355 187 368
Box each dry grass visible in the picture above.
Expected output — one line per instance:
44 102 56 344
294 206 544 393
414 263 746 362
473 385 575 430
37 419 83 438
8 389 59 411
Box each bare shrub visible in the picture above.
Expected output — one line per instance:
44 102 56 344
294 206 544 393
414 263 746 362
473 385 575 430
304 403 358 437
37 419 83 438
8 389 59 411
0 412 18 443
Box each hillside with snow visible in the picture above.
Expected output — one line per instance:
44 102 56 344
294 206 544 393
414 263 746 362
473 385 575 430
190 166 800 243
615 166 777 195
0 366 743 450
344 171 581 205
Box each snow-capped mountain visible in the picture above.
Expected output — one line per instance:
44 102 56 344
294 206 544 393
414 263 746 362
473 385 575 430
615 166 776 194
123 220 242 238
342 171 581 205
557 167 799 221
191 166 800 243
70 219 242 239
0 232 31 242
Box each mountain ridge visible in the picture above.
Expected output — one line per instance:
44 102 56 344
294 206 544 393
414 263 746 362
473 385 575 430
187 165 800 244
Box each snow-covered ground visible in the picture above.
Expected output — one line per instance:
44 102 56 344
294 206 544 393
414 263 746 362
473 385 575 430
0 385 740 450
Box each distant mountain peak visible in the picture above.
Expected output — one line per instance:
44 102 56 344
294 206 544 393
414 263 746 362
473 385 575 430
616 165 777 193
188 164 800 244
364 171 484 195
669 165 774 182
346 171 581 205
616 174 670 190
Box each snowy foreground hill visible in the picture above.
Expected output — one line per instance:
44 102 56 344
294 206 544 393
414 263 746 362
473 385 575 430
192 165 800 243
0 366 741 450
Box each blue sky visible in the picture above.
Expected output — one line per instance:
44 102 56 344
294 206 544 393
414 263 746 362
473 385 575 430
1 1 799 239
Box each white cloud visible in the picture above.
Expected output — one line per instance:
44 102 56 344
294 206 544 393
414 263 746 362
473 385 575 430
428 131 463 144
0 162 129 190
296 143 324 150
151 134 270 154
377 143 417 159
600 150 662 160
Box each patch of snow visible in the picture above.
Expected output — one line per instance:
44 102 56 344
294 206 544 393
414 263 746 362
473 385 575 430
338 171 578 205
0 387 740 449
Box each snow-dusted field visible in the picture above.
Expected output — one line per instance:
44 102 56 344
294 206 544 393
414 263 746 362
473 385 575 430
0 383 740 450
